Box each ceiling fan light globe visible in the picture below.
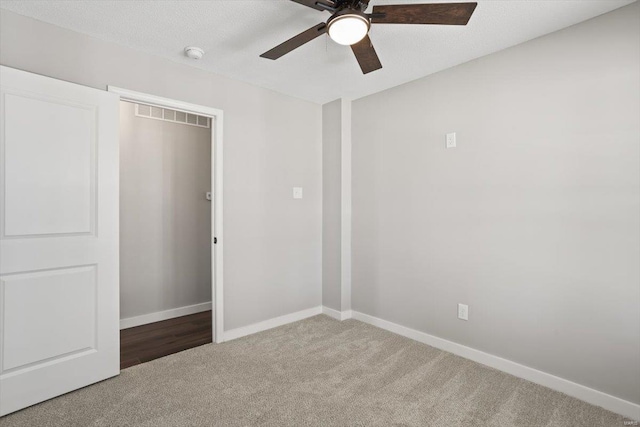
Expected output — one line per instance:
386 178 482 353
327 14 370 46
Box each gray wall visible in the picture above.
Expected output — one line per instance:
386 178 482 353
352 2 640 405
0 10 322 331
119 101 211 319
322 99 342 311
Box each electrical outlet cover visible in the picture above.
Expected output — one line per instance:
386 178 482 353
458 303 468 321
446 132 456 148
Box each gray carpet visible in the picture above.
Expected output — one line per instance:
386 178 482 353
1 315 628 426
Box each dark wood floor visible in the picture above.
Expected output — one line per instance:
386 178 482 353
120 310 212 369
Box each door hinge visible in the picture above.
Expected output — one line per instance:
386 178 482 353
214 237 217 244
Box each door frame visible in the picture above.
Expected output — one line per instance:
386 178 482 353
107 86 224 344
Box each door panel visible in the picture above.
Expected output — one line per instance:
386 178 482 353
2 266 96 371
0 66 119 416
3 92 95 237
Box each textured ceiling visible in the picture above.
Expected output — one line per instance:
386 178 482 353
0 0 634 104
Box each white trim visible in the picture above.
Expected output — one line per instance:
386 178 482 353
213 111 224 346
322 306 342 320
351 311 640 421
120 302 212 330
107 86 224 344
340 98 352 312
223 306 322 342
322 306 353 321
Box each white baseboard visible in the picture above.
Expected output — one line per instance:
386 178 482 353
223 306 323 342
351 311 640 421
120 302 212 330
322 306 353 321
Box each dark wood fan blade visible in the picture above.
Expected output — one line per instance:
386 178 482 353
351 35 382 74
371 2 477 25
260 23 327 60
290 0 336 12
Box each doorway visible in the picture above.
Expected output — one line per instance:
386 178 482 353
108 87 225 364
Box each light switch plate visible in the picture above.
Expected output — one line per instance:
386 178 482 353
446 132 456 148
458 303 468 321
293 187 303 199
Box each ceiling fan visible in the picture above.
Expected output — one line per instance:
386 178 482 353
260 1 478 74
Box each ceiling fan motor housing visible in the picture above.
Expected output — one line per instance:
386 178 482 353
335 0 369 12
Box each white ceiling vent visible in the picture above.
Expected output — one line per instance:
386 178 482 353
134 103 210 129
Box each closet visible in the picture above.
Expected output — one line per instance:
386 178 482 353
118 101 213 368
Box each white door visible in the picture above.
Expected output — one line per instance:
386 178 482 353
0 66 120 416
